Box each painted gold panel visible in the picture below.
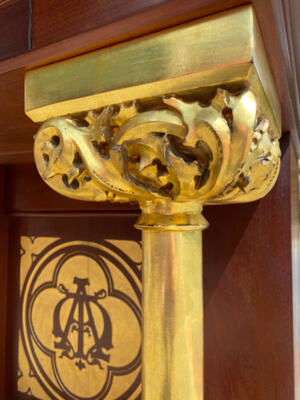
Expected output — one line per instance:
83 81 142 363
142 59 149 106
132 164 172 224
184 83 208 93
18 236 142 400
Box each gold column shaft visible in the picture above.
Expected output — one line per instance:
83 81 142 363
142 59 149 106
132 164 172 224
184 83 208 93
142 228 204 399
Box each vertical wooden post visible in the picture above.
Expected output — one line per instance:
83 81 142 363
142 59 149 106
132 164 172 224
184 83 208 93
0 166 8 398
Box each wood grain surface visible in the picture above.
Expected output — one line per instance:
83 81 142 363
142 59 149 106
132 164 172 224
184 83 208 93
0 70 37 164
5 163 139 213
0 0 30 61
31 0 172 49
203 135 294 399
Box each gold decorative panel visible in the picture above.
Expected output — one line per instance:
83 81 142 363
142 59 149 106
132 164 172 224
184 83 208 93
18 236 142 400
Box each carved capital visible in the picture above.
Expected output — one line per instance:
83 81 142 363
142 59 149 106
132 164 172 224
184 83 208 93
34 89 280 215
26 5 282 228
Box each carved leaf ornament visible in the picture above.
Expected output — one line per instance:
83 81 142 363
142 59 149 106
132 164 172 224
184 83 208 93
34 89 281 206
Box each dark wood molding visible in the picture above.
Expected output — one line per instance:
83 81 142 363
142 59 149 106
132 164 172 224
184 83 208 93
31 0 172 49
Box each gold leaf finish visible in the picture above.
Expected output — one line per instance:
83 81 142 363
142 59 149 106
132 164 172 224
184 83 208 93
34 89 280 209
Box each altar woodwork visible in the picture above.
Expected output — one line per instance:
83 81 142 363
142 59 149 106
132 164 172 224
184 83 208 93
0 1 299 399
21 5 284 400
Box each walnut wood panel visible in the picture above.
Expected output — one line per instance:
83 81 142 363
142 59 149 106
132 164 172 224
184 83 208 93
0 70 37 164
0 0 30 61
5 163 138 213
31 0 172 49
203 135 294 399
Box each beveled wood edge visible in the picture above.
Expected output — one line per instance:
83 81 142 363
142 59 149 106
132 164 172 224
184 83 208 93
0 167 8 398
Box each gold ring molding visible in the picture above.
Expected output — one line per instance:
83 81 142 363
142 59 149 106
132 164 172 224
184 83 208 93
25 5 281 399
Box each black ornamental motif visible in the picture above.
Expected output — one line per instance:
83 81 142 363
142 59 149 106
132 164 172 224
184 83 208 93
53 277 113 371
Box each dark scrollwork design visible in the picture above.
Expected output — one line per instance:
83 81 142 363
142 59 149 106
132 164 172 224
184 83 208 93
53 277 112 371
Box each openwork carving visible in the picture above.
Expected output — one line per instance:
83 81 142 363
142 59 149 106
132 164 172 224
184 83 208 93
34 89 281 206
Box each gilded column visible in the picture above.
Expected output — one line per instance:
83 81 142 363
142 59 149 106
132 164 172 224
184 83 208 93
138 202 207 399
24 6 282 399
30 89 280 400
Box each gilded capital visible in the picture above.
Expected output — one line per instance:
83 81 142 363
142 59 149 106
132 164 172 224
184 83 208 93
34 89 280 211
26 5 282 228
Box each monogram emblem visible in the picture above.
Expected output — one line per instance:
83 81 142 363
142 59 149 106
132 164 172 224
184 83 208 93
19 239 141 400
53 277 113 371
